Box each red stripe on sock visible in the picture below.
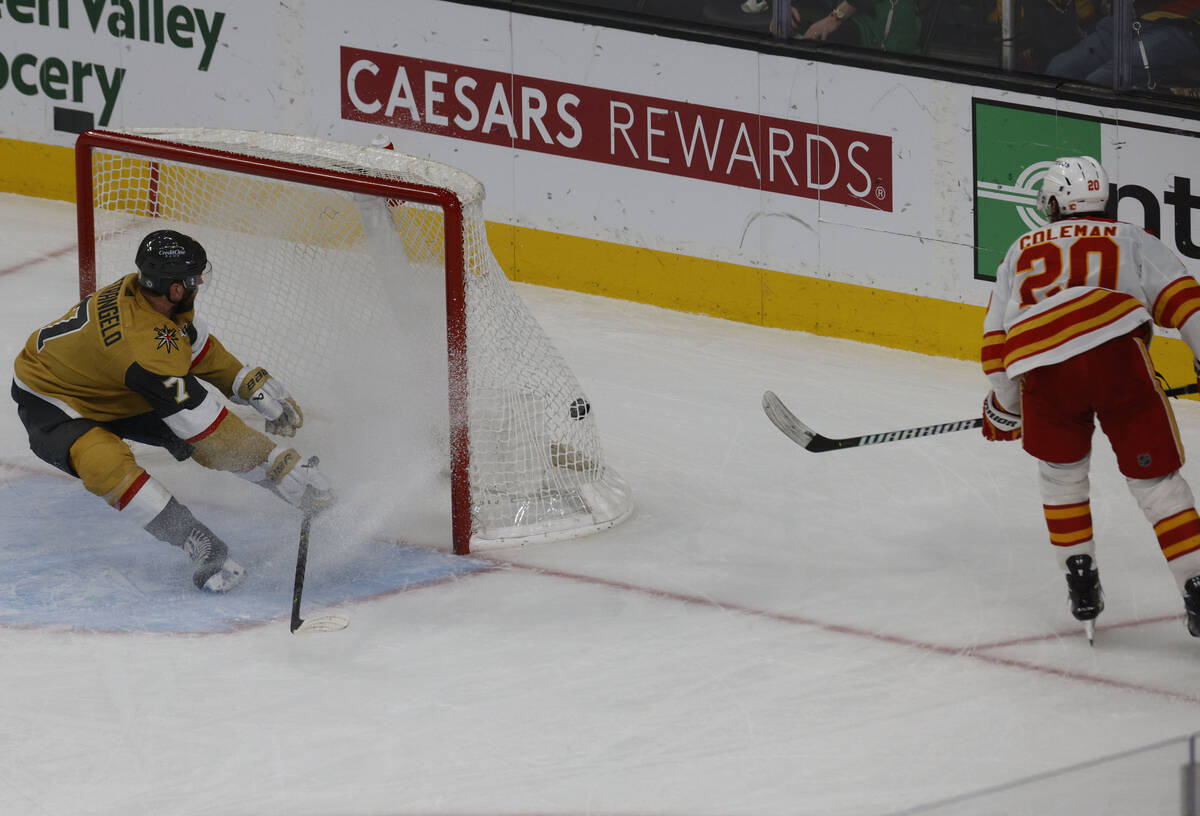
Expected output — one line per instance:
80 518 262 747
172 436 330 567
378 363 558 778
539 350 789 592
1156 509 1200 561
1044 502 1093 546
115 471 150 510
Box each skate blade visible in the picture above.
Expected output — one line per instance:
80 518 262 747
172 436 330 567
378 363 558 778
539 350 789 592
1083 619 1096 645
293 613 350 633
201 559 246 593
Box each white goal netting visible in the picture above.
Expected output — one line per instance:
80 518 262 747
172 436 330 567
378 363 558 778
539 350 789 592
80 128 632 551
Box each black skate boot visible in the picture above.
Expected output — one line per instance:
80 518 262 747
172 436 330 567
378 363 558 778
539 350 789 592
183 525 245 592
1183 575 1200 638
1065 554 1104 643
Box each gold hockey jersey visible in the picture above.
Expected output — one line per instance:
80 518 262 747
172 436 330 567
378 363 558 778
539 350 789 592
13 273 246 443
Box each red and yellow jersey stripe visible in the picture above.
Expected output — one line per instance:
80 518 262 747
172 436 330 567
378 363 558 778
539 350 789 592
1002 289 1145 373
1152 277 1200 330
981 330 1006 376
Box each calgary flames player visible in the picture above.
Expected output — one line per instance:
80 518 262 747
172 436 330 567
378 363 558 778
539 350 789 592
981 156 1200 642
10 230 333 593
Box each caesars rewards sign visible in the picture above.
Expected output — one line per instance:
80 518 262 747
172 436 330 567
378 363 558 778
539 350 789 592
339 48 894 211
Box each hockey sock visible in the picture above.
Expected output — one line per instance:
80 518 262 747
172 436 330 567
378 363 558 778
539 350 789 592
1153 509 1200 591
1039 458 1095 571
144 496 204 549
1128 471 1200 591
1044 501 1096 571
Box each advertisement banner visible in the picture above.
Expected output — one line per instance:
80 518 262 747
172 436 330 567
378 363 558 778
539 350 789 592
0 0 270 141
339 47 893 212
972 100 1200 282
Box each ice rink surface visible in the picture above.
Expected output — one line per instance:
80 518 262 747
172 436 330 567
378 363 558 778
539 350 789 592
3 192 1200 815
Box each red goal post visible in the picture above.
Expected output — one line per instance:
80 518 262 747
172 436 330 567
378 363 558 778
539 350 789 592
74 128 632 554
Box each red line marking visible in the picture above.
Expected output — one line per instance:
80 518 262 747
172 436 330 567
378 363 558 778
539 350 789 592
491 559 1200 705
972 614 1183 650
0 241 77 277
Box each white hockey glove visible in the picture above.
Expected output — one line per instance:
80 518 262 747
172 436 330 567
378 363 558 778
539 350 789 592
233 365 303 437
982 391 1022 442
244 445 335 514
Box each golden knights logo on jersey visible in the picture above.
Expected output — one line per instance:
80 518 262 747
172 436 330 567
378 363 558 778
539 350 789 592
154 325 181 353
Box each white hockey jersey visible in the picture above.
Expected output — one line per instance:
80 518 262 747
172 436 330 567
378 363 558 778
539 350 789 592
982 216 1200 387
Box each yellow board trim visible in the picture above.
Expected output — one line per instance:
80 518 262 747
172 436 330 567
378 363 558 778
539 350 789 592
4 137 1195 390
0 138 76 201
489 222 987 359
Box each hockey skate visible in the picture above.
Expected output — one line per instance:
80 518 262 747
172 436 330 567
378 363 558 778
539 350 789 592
1183 575 1200 637
183 526 246 592
1064 554 1104 643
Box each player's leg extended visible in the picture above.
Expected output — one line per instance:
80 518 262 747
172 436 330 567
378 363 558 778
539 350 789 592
67 427 245 592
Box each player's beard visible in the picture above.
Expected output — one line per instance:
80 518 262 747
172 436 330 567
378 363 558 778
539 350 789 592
172 286 198 316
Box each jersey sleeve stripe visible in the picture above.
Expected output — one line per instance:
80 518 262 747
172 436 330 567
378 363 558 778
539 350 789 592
161 394 227 443
981 331 1006 374
1003 291 1144 371
1152 277 1200 329
184 405 230 444
191 336 213 369
188 318 213 369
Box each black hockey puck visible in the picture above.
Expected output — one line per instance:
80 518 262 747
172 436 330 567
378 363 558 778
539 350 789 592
569 397 590 420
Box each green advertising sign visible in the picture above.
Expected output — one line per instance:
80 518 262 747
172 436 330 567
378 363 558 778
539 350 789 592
972 101 1102 280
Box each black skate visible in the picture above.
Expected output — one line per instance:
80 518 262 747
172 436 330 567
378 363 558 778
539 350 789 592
183 526 246 592
1183 575 1200 638
1064 554 1104 643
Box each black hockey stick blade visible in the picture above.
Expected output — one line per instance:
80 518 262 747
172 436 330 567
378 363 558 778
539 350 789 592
763 383 1199 454
290 509 349 634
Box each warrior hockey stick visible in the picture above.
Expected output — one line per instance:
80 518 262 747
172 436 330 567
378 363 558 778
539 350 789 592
290 505 349 634
762 383 1200 453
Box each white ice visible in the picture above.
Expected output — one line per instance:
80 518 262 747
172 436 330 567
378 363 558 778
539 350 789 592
2 192 1200 816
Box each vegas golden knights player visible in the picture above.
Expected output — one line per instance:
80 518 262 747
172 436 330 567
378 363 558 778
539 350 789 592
11 230 333 593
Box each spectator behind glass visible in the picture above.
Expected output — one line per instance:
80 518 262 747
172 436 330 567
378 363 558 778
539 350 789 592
1045 0 1200 88
784 0 922 53
990 0 1097 73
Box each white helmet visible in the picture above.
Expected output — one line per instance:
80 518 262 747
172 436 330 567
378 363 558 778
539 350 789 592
1037 156 1109 217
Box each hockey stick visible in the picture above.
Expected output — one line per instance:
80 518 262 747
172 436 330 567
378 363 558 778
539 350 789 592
763 383 1200 453
289 488 349 634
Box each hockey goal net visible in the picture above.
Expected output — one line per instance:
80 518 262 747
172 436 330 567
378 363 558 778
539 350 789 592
75 128 632 554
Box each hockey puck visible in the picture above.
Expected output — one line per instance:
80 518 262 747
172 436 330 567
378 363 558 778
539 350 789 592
569 397 591 420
